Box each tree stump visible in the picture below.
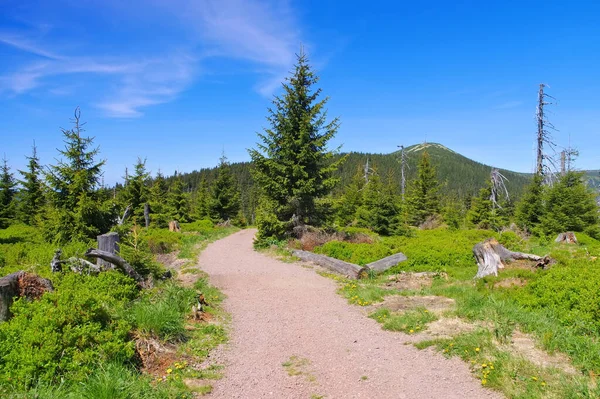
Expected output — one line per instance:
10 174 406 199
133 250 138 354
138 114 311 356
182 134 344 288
169 220 181 232
555 232 577 244
473 238 553 278
97 232 119 270
0 271 53 322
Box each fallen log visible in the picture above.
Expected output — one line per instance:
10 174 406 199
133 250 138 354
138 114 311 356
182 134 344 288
0 271 53 322
473 238 553 278
292 250 369 279
84 249 144 283
366 252 407 273
555 232 577 244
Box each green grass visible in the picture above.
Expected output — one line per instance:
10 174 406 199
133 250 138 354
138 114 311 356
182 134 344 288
370 307 437 333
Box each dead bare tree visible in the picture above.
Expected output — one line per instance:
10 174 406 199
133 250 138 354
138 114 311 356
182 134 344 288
535 83 559 183
397 145 409 200
490 168 509 209
363 158 374 183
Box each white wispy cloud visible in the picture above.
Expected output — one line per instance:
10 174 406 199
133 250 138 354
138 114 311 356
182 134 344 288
0 0 303 117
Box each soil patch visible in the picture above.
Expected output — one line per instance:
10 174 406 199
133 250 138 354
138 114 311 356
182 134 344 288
384 272 447 291
375 295 455 314
504 330 577 375
492 277 528 289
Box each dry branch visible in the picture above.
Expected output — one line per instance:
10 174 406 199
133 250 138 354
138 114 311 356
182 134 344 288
84 248 144 283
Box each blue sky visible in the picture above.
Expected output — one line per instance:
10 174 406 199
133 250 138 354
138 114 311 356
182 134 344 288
1 0 599 184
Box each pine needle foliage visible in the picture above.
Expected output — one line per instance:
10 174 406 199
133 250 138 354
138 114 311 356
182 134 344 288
44 108 106 242
209 154 240 222
407 151 440 225
0 156 17 226
17 144 44 225
249 49 343 240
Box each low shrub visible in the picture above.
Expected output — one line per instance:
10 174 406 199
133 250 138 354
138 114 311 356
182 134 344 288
181 219 214 234
0 272 138 389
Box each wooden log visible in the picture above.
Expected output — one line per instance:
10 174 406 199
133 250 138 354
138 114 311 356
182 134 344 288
0 271 53 322
144 203 150 228
366 252 407 273
473 238 552 278
555 232 577 244
84 248 144 283
97 232 119 270
292 250 370 279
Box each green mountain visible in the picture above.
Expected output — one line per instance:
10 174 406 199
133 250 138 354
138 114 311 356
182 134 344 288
177 142 531 203
334 143 532 200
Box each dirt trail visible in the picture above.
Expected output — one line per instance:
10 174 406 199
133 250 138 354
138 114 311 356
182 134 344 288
200 229 501 399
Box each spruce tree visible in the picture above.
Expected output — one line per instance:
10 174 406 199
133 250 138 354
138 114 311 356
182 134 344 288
0 156 17 226
149 170 169 227
17 144 44 225
167 175 189 223
193 177 211 220
515 174 545 232
466 183 493 229
356 172 400 235
407 151 440 225
249 49 343 240
44 108 106 241
539 171 599 235
121 158 150 221
209 154 240 222
336 167 365 227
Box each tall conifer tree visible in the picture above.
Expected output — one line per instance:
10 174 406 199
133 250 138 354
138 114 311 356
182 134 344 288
249 49 343 240
210 154 240 222
17 144 44 225
0 156 17 226
407 151 440 225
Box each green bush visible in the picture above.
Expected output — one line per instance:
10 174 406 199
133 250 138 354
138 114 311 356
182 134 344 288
141 228 181 254
181 219 214 233
0 272 138 389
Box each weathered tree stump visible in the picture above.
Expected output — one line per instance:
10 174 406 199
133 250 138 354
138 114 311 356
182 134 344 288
169 220 181 232
84 248 144 284
555 232 577 244
97 232 119 270
366 253 407 273
292 250 370 279
473 238 553 278
0 271 53 322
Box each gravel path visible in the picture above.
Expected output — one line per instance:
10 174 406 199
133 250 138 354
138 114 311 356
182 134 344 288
200 229 501 399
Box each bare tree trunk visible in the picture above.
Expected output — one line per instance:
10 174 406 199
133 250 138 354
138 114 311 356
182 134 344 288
84 249 144 284
97 232 119 270
473 238 553 278
144 203 150 228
